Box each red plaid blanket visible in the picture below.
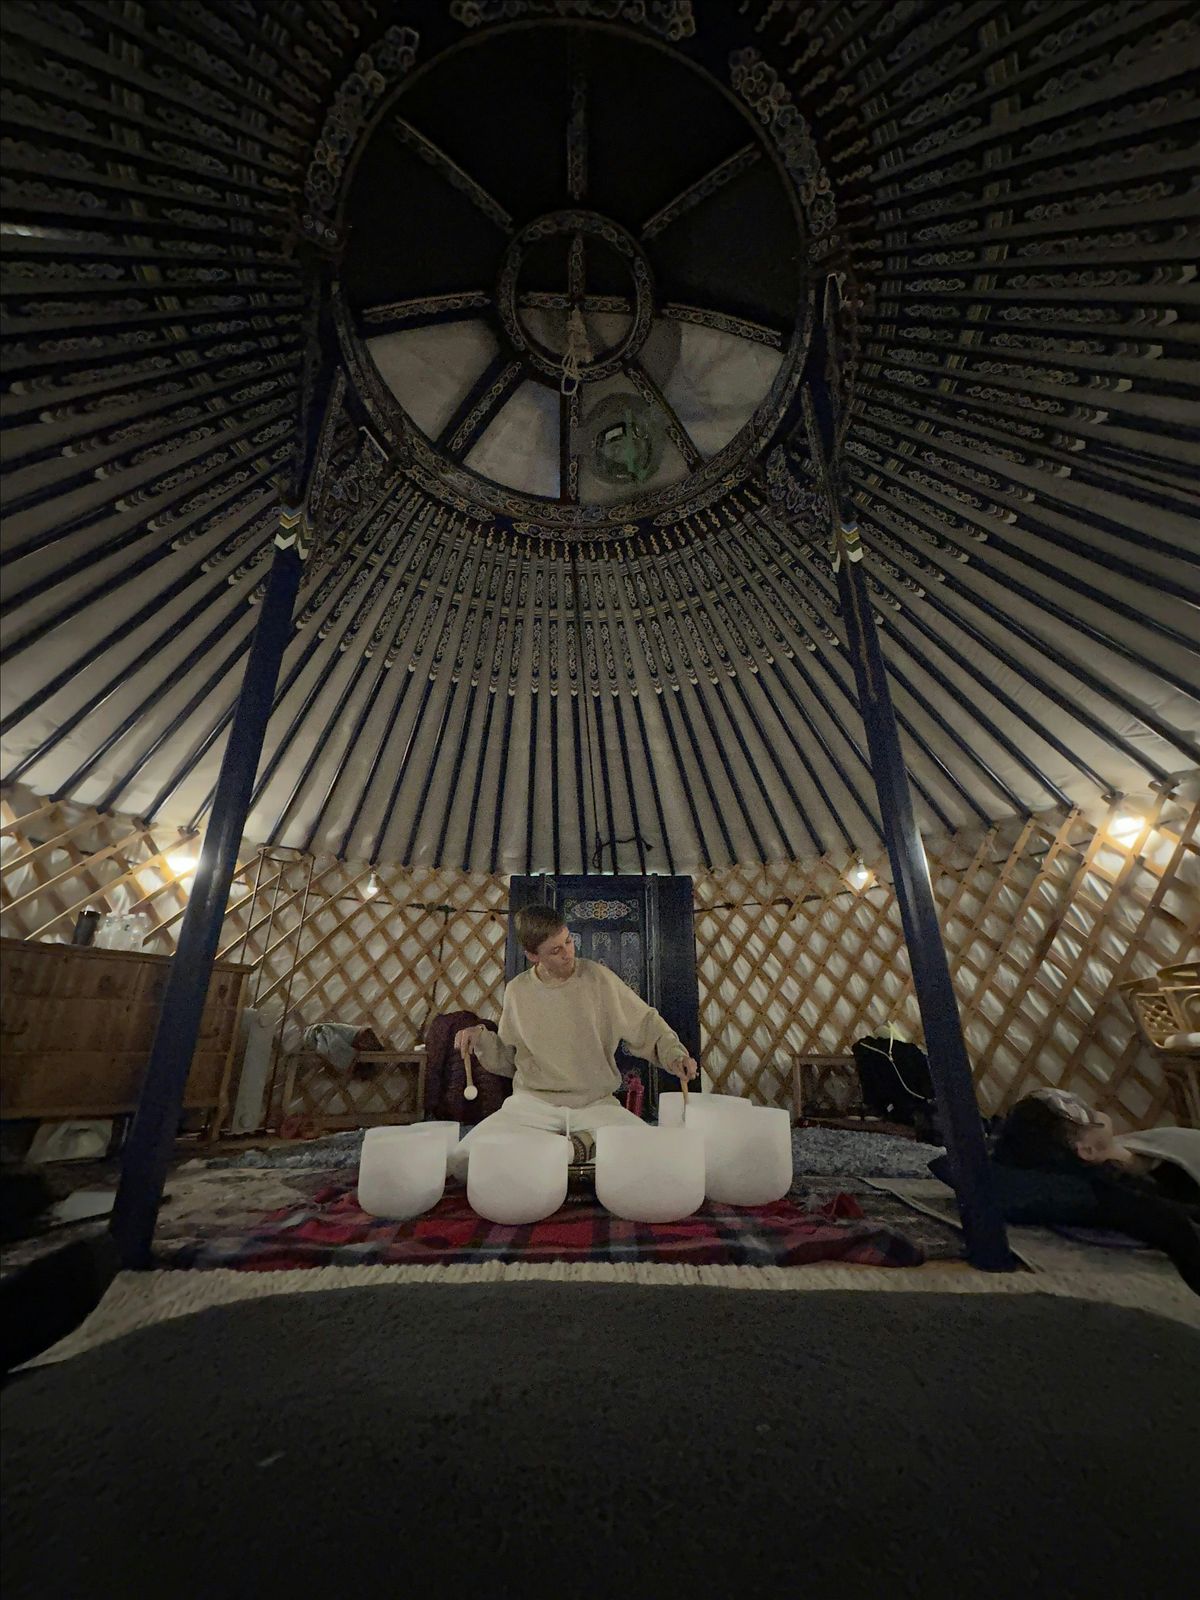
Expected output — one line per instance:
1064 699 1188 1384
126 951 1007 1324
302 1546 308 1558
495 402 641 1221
166 1183 925 1272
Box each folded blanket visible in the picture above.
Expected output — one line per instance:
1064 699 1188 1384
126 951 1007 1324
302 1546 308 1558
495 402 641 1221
302 1024 360 1072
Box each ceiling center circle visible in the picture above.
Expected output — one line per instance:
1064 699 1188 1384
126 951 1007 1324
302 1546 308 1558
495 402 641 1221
496 209 655 386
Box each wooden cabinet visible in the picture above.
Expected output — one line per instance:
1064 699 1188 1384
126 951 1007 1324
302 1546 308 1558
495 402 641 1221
0 938 251 1133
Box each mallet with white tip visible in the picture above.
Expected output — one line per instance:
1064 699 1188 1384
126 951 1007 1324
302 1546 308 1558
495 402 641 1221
460 1034 479 1100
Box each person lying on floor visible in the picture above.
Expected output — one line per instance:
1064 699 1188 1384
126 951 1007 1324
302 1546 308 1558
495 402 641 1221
450 905 697 1181
992 1088 1199 1294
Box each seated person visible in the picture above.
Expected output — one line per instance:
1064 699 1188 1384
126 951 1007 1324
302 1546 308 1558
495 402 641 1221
450 905 697 1182
992 1087 1199 1294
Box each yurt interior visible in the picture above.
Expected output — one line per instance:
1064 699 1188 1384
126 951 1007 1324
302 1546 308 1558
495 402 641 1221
1 2 1198 1594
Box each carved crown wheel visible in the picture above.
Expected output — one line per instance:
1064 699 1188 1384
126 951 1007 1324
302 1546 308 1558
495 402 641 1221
2 0 1195 876
338 24 808 524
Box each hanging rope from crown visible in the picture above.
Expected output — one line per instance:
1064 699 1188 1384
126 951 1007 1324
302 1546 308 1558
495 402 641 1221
560 306 593 396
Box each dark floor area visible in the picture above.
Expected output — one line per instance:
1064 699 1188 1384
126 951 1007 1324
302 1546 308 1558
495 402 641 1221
3 1285 1196 1599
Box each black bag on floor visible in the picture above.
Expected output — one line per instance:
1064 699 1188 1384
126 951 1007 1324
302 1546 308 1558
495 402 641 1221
852 1035 936 1133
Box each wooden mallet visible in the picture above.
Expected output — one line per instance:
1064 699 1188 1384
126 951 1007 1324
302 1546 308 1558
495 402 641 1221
460 1034 479 1101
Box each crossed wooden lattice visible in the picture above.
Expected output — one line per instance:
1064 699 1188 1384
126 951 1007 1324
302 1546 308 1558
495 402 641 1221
3 785 1196 1131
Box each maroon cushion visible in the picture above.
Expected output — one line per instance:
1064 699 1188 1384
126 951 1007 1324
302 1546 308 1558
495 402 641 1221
423 1011 512 1125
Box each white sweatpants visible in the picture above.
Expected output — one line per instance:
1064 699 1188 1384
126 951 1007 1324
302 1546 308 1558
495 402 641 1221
448 1088 643 1182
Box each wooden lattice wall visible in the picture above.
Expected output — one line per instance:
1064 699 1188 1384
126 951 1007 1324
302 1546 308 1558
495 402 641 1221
693 793 1199 1129
3 784 1197 1130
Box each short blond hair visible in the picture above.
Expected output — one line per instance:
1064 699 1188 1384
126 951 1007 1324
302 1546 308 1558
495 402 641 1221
515 904 566 955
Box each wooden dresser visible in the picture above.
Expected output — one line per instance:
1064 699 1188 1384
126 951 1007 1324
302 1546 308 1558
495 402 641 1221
0 938 251 1137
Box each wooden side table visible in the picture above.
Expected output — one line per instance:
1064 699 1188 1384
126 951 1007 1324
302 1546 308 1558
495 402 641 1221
791 1055 862 1124
276 1048 426 1131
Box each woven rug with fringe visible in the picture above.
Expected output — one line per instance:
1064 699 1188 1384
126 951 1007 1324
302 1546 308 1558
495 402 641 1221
160 1181 925 1272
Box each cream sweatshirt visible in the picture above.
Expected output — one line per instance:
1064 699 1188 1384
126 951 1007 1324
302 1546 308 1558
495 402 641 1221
473 958 688 1108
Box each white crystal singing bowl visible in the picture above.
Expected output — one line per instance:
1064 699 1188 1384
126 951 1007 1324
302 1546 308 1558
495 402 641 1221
701 1106 793 1206
467 1130 571 1225
357 1129 447 1220
594 1125 706 1223
657 1091 752 1128
363 1121 460 1157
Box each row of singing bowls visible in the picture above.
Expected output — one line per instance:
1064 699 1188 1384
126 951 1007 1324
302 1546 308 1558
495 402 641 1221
357 1095 792 1224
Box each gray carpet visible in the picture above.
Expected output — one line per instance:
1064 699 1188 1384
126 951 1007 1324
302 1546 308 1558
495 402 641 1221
2 1286 1196 1599
201 1125 946 1177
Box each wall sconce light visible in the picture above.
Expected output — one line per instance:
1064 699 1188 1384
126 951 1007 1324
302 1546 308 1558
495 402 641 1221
847 859 874 891
167 834 200 885
363 871 381 899
1108 813 1144 846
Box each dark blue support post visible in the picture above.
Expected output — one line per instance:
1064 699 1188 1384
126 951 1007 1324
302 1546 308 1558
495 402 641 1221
808 270 1012 1270
833 524 1012 1269
109 535 303 1268
110 245 343 1268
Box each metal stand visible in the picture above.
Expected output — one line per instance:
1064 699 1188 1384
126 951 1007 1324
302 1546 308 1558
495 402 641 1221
110 543 302 1268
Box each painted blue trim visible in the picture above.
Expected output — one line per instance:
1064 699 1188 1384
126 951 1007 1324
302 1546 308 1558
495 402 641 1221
1 399 293 521
708 671 803 859
787 549 1038 827
859 370 1200 571
669 685 739 864
402 678 461 866
434 681 481 867
266 656 372 846
462 687 502 872
2 463 282 658
0 538 268 740
549 695 562 874
301 652 392 855
649 688 714 870
436 354 521 461
850 442 1200 687
720 670 825 856
859 483 1177 783
2 577 248 768
331 529 448 859
810 269 1012 1269
728 507 949 833
200 510 407 834
142 708 232 827
609 693 648 875
568 692 589 873
682 669 769 862
860 488 1184 780
371 674 438 866
586 688 621 874
488 691 518 874
878 650 1028 820
1 330 303 425
38 618 253 803
775 651 892 836
2 359 300 477
679 555 838 852
94 638 255 815
865 560 1084 806
524 690 540 875
629 691 677 876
